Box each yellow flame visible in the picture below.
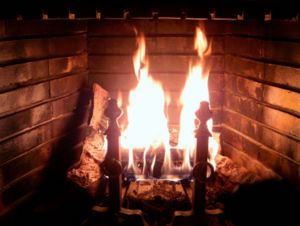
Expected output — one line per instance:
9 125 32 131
120 32 171 178
120 26 220 180
177 26 219 171
117 90 123 108
194 27 208 58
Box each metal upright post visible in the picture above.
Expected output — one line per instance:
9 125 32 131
193 101 212 214
103 99 122 212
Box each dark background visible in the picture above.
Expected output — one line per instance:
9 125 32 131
0 0 299 20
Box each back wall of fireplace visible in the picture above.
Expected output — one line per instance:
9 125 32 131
0 17 299 218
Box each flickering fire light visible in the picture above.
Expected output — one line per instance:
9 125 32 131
118 26 220 181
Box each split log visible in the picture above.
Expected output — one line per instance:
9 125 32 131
68 83 109 188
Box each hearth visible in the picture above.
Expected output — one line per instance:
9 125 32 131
0 2 299 225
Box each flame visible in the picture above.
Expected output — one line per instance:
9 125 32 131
117 90 123 108
120 32 171 179
177 26 218 171
119 26 220 180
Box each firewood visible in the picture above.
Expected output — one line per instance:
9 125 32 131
68 83 109 188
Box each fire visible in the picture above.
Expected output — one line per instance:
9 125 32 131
119 26 219 180
177 27 218 171
120 31 171 179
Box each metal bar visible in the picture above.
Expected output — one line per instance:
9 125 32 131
103 98 122 212
193 101 212 214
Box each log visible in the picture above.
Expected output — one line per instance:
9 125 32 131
68 83 109 188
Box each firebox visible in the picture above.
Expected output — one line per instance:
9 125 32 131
0 2 299 226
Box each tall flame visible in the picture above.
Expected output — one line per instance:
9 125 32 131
177 27 218 171
120 32 171 178
119 26 220 180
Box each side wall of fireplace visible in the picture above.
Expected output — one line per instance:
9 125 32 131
0 20 89 215
222 21 300 188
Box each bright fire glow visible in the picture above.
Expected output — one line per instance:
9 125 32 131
120 31 171 179
177 27 218 171
119 27 220 180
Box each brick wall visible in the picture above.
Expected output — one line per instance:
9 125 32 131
222 20 300 188
0 20 89 216
0 18 299 218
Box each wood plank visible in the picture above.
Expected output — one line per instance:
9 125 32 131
225 55 264 80
0 60 49 93
49 53 88 76
0 82 49 115
4 20 87 38
50 72 88 97
0 103 51 139
223 109 300 163
223 92 300 138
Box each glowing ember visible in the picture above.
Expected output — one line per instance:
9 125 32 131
118 26 220 180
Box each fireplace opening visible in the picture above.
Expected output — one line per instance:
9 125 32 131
0 2 300 225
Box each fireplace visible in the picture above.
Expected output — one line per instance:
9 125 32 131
0 3 299 225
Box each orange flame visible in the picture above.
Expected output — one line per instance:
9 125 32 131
120 31 171 179
177 27 219 171
119 26 220 180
